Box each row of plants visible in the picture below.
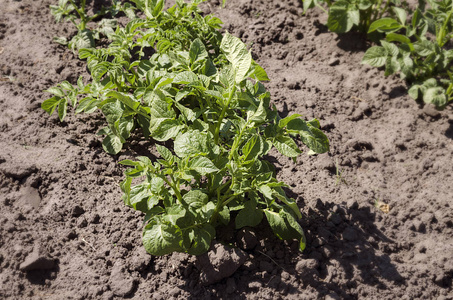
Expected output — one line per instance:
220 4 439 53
42 0 329 255
304 0 453 109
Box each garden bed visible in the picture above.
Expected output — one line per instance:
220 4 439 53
1 0 452 299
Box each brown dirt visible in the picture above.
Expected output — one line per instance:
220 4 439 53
1 0 453 299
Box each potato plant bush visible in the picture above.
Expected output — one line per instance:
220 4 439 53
42 0 330 255
305 0 453 108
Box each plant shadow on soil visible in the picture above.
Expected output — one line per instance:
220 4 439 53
298 197 405 295
126 184 405 299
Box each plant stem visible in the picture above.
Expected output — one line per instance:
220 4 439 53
68 0 87 30
214 85 236 144
228 120 249 160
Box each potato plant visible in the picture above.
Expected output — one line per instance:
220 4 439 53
43 0 330 256
362 0 453 108
50 0 133 51
303 0 408 33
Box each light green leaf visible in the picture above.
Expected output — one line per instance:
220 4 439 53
101 100 123 125
156 145 174 163
220 32 252 83
393 7 407 25
252 61 269 81
273 135 302 158
151 119 183 142
57 98 68 122
368 18 402 33
385 33 412 44
423 86 447 107
142 222 183 256
384 56 400 76
362 46 388 67
327 2 360 33
41 96 61 116
174 131 209 158
183 190 209 209
107 91 140 111
173 71 199 84
264 210 297 240
413 40 435 56
102 134 123 154
287 118 330 154
381 40 399 57
189 156 219 175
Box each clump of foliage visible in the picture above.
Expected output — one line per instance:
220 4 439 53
303 0 408 33
43 0 330 256
50 0 134 51
362 0 453 108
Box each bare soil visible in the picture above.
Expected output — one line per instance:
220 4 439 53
1 0 453 299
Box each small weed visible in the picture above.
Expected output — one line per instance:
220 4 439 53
335 159 348 185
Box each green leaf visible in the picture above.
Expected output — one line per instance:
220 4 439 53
173 71 199 84
235 200 263 228
408 84 421 100
41 96 61 116
287 119 330 154
107 91 140 111
186 224 215 255
156 145 174 163
264 210 297 240
152 119 183 142
189 38 208 64
68 30 95 51
362 46 388 67
393 7 407 25
385 33 412 44
183 190 209 209
102 134 123 154
413 40 435 56
174 131 209 158
142 221 183 256
189 156 219 175
423 86 447 107
381 40 399 57
273 135 302 158
58 98 68 122
252 61 269 81
45 87 65 97
220 32 252 83
367 18 402 33
384 56 400 76
101 100 123 126
327 2 360 33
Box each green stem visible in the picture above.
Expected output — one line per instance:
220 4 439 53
68 0 87 30
214 85 236 144
378 0 390 19
228 121 249 160
371 0 384 22
315 3 328 14
438 6 453 47
165 175 182 203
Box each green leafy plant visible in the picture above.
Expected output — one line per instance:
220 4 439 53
50 0 130 51
119 32 329 255
43 0 330 256
362 0 453 108
303 0 408 33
